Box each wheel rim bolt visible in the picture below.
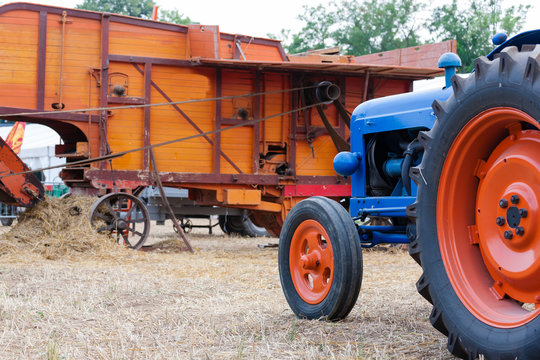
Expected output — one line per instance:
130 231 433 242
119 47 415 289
511 195 520 204
520 208 528 218
496 217 505 226
515 226 525 236
499 199 508 208
504 230 513 240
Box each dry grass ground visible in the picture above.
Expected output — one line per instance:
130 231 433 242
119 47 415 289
0 198 454 359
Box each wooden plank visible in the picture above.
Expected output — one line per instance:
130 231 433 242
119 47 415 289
354 40 456 69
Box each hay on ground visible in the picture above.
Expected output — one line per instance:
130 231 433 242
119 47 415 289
0 195 125 259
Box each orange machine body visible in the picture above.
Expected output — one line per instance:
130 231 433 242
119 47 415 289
0 3 442 232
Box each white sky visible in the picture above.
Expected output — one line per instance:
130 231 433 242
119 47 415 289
4 0 538 40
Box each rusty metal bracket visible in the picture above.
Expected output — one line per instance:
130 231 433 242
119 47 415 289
149 148 194 252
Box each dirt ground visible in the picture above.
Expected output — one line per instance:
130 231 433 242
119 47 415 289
0 218 454 359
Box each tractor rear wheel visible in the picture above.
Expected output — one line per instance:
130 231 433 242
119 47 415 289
410 46 540 358
278 196 362 320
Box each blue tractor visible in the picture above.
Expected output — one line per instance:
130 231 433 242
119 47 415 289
278 30 540 359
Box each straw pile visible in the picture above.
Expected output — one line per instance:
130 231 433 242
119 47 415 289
0 195 125 260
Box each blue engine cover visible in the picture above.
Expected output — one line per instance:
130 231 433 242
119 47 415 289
334 29 540 246
347 86 453 219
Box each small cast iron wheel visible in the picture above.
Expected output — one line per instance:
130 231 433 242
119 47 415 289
278 196 362 320
410 46 540 358
182 219 193 233
90 192 150 250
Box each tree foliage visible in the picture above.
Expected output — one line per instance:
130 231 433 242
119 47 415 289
333 0 423 55
76 0 155 18
275 0 423 55
76 0 196 25
158 9 197 25
278 0 529 72
429 0 530 71
285 5 337 54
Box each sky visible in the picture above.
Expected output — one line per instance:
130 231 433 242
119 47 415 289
3 0 538 40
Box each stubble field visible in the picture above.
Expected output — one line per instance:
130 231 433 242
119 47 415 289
0 197 453 359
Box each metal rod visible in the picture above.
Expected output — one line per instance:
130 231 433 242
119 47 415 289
0 102 324 179
57 11 67 108
357 225 406 232
150 148 193 253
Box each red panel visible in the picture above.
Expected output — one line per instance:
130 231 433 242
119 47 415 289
283 185 351 197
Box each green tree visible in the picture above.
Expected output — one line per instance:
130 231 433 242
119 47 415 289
287 4 337 54
158 9 197 25
275 0 423 55
76 0 155 18
429 0 529 71
334 0 423 55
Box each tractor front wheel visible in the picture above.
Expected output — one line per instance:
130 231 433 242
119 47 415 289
278 196 362 320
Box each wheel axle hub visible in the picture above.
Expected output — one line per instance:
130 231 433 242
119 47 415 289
300 252 321 270
476 129 540 305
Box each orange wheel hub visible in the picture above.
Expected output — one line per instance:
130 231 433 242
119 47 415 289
438 107 540 328
289 220 334 304
477 133 540 303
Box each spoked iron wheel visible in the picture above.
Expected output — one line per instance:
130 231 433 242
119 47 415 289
90 192 150 250
411 46 540 358
278 196 362 320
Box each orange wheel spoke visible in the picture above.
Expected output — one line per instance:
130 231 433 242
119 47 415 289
306 232 320 253
318 247 333 269
311 274 326 293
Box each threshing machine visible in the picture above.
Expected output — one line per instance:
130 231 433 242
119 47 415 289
278 30 540 359
0 3 444 247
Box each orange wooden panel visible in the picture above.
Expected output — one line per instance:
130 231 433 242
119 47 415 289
109 22 188 59
188 24 219 59
354 40 456 68
296 136 337 176
0 85 38 109
44 13 101 111
221 69 254 119
0 9 43 21
373 79 411 99
400 40 457 68
220 126 253 174
148 65 215 173
108 108 144 170
345 77 364 112
262 73 290 146
108 62 145 98
224 189 261 205
0 10 39 110
243 43 283 61
219 39 234 59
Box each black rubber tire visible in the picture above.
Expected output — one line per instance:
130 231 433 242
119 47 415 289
219 211 269 237
278 196 362 320
409 46 540 359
